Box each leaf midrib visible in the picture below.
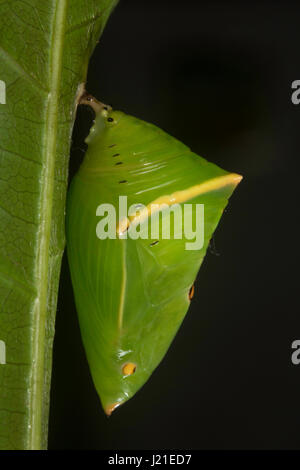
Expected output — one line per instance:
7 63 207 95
28 0 68 450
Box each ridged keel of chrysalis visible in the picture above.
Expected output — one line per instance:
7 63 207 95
66 102 242 415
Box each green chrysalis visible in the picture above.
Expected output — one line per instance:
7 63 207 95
66 95 242 415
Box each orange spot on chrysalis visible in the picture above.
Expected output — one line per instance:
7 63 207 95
189 284 195 300
122 362 137 376
104 402 122 416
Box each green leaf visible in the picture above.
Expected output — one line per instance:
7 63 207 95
0 0 118 450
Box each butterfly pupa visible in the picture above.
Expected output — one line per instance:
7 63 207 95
66 95 242 415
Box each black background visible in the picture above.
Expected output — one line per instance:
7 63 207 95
48 0 300 449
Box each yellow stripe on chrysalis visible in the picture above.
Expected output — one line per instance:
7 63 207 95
117 173 242 235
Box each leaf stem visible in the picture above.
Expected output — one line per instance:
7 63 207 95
29 0 68 450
